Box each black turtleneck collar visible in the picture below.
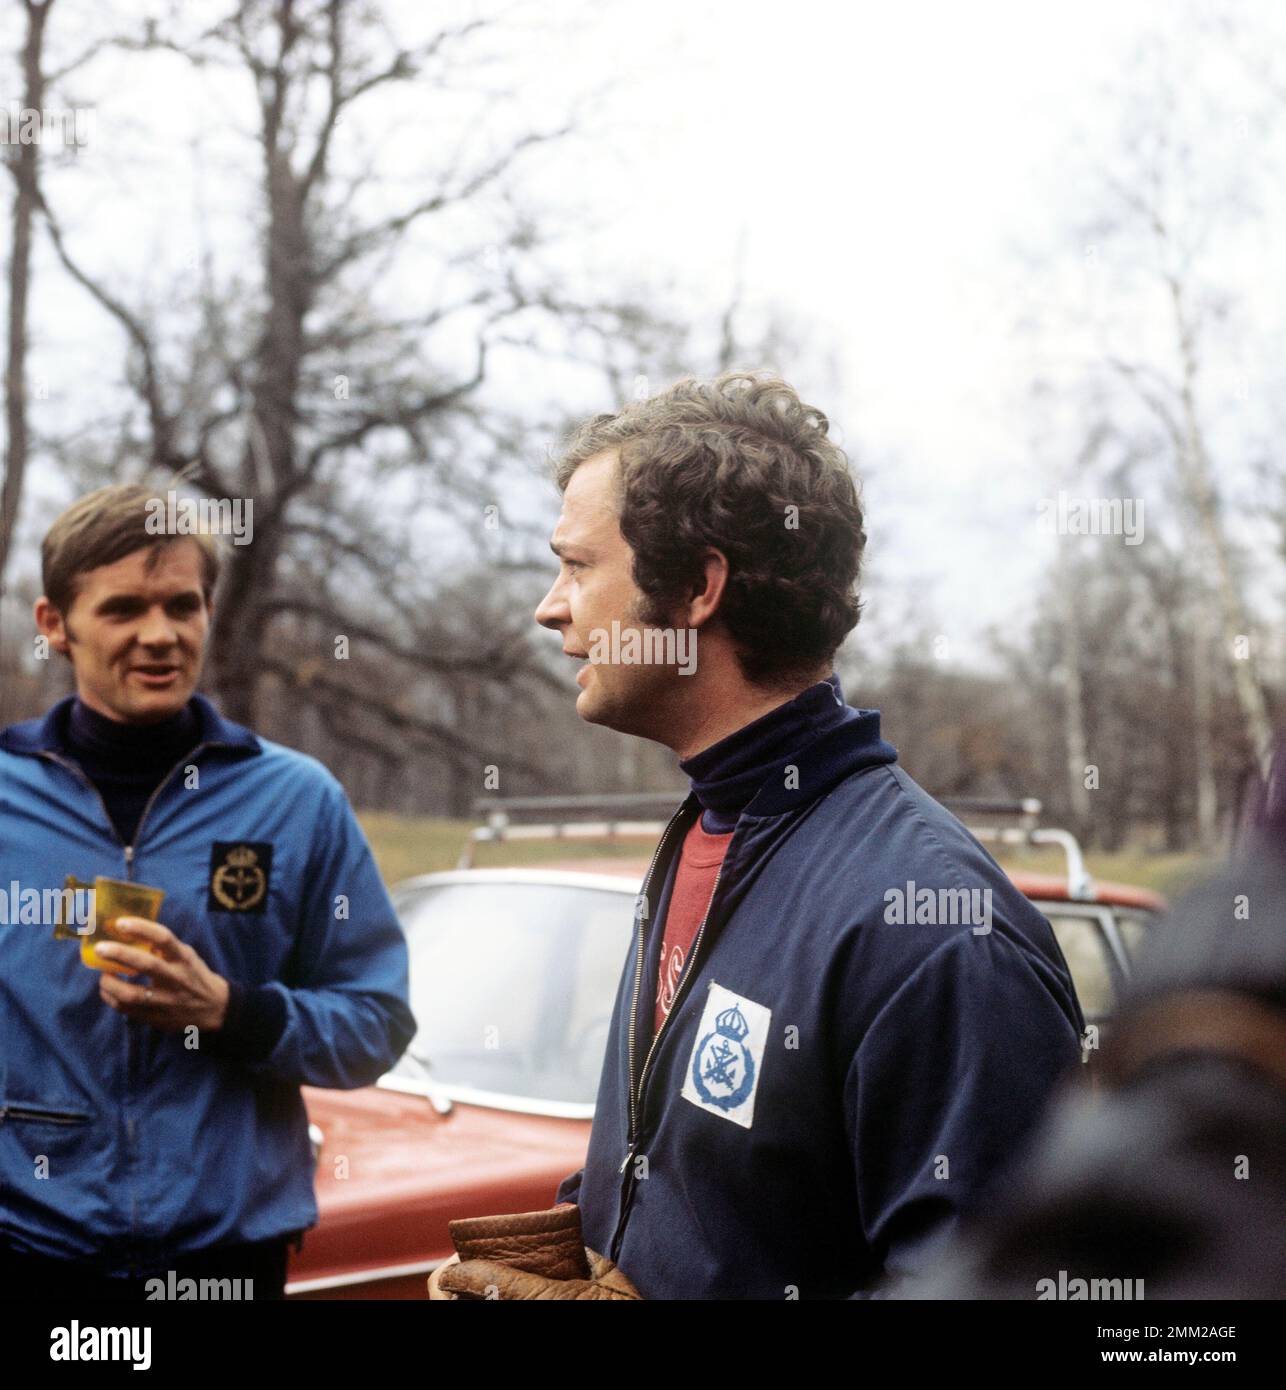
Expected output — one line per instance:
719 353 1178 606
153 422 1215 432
67 697 200 762
62 697 202 846
679 674 858 832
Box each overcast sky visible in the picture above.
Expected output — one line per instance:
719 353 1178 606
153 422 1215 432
564 0 1283 665
12 0 1283 673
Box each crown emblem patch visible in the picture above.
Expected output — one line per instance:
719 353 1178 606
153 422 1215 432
681 982 771 1129
208 842 273 914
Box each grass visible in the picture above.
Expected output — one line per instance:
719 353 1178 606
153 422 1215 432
987 845 1217 903
357 809 1217 903
355 813 472 887
355 811 660 887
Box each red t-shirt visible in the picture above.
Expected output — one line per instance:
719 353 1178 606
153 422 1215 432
653 818 734 1035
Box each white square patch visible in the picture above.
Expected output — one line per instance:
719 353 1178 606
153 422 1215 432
680 981 771 1129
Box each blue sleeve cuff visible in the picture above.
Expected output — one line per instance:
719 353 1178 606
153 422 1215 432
206 981 289 1063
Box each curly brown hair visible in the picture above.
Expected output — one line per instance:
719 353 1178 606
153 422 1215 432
555 371 865 687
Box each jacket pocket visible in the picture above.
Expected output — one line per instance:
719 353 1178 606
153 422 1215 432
0 1100 91 1123
0 1102 93 1165
0 1104 92 1125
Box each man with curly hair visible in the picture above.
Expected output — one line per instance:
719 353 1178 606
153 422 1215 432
431 371 1085 1301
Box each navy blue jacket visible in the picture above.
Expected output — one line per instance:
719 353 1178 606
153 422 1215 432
557 703 1085 1299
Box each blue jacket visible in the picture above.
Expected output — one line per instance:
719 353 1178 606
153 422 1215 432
557 707 1085 1298
0 695 416 1273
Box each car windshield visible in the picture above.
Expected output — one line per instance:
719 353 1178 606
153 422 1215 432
1039 902 1161 1024
1113 910 1154 965
388 879 635 1107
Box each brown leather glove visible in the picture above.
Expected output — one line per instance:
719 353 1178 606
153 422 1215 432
427 1254 462 1300
436 1246 641 1300
427 1204 642 1300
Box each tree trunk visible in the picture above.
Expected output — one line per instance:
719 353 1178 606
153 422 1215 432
208 119 312 724
1191 598 1219 852
1058 572 1093 844
209 514 284 724
1 0 53 624
1170 276 1275 775
0 3 56 731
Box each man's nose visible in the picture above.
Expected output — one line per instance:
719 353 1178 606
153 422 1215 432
534 577 568 632
136 606 179 647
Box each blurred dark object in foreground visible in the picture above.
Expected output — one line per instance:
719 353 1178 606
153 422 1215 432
901 743 1286 1299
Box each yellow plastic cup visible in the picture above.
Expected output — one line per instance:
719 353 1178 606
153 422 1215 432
52 876 94 940
76 877 165 975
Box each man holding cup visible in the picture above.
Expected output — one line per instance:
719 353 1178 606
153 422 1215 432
0 484 416 1299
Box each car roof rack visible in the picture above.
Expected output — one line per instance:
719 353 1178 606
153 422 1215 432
459 792 1097 901
458 791 685 869
942 797 1096 902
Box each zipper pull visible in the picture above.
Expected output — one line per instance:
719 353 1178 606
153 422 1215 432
124 845 134 868
618 1143 636 1176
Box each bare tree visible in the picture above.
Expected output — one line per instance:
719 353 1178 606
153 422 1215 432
0 0 57 589
28 0 657 766
1 1 55 597
1089 52 1275 776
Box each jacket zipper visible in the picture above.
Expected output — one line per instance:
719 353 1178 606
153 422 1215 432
611 802 734 1261
34 743 218 880
622 802 690 1159
31 739 220 1256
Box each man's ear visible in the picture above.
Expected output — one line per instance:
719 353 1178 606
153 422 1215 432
684 549 730 630
33 596 71 656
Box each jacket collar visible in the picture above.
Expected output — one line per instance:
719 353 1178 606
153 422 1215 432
676 675 897 823
740 703 897 819
680 674 859 828
0 692 261 758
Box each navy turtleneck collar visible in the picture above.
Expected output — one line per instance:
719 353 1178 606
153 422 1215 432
67 697 200 763
679 674 857 832
62 697 202 846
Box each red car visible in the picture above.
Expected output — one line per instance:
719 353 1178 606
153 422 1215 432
287 827 1163 1298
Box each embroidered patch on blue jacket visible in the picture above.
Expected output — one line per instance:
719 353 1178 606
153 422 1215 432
681 982 771 1129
